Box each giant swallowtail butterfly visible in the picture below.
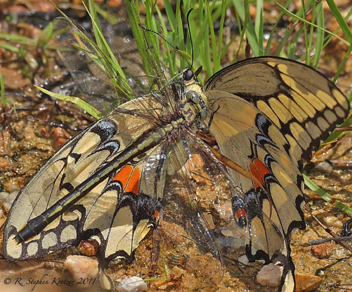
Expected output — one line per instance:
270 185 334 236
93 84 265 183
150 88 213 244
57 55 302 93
2 16 349 292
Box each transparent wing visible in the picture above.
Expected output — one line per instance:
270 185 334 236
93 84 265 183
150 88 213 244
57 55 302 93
54 17 125 114
153 129 292 290
53 17 169 115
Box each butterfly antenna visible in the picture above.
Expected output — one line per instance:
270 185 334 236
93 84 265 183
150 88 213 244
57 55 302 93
186 9 194 70
139 24 191 70
139 24 177 52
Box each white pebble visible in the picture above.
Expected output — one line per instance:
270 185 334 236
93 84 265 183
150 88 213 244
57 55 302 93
7 183 20 192
64 255 99 289
238 255 249 265
2 191 18 212
0 191 9 203
117 276 148 292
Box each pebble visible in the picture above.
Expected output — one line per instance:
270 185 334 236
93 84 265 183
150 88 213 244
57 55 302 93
0 191 9 203
256 263 282 287
237 255 249 265
311 242 334 258
321 215 343 228
117 276 148 292
1 191 18 212
78 239 99 256
295 273 322 292
170 266 186 279
64 255 99 289
314 161 333 174
7 181 21 192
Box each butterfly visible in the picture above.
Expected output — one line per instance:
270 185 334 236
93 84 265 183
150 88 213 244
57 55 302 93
2 16 349 292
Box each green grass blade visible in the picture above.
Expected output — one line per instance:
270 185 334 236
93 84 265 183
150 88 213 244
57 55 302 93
37 86 103 119
312 2 324 68
326 0 352 43
232 0 260 57
304 175 352 215
0 43 20 53
276 2 350 46
38 21 54 48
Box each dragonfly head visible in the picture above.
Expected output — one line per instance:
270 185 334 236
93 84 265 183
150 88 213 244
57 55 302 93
180 68 208 120
183 68 194 81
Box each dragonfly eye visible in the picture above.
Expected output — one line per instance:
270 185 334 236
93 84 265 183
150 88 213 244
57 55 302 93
183 69 194 81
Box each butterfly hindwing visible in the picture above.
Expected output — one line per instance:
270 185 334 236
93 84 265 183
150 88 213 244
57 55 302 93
204 57 349 289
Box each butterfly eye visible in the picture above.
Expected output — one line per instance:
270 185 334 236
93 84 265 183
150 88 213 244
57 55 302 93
183 69 194 81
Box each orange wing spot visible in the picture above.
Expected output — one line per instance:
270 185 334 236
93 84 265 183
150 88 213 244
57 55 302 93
113 165 141 194
126 167 140 194
249 159 271 189
153 210 160 220
235 209 247 220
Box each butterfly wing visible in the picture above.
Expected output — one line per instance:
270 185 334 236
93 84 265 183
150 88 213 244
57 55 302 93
205 57 349 168
3 95 163 262
3 90 226 290
204 57 349 289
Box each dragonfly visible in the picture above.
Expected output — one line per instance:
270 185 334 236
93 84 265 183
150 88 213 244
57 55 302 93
3 13 349 292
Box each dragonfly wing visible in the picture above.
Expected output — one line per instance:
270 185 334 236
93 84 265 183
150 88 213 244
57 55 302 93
54 17 137 114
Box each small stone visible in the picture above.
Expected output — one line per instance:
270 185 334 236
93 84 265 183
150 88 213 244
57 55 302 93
117 276 148 292
311 242 334 258
7 182 20 192
321 215 343 228
0 157 10 169
256 263 282 287
295 273 322 292
315 161 333 174
202 212 215 229
2 191 18 212
0 191 9 203
78 239 99 256
170 266 186 279
237 255 249 265
64 255 99 289
50 127 71 150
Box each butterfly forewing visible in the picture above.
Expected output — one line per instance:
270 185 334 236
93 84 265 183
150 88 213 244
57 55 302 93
204 57 349 168
3 94 163 261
